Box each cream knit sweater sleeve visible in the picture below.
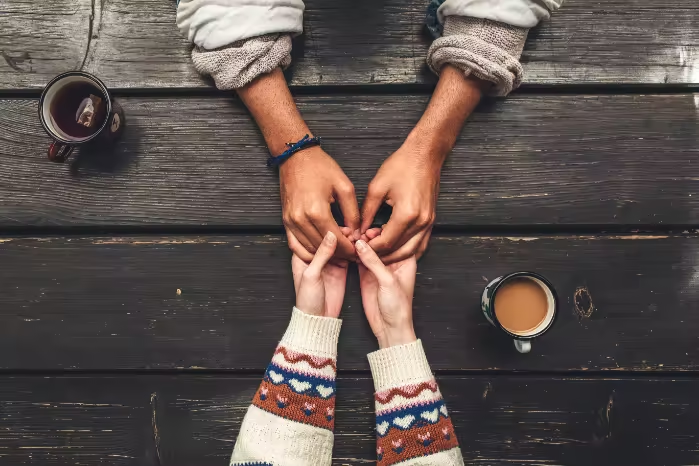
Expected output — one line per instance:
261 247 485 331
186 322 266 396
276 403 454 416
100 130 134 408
230 307 341 466
368 340 464 466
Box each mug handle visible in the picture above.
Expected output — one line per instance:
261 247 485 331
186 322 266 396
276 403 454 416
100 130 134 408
48 141 75 163
514 339 531 353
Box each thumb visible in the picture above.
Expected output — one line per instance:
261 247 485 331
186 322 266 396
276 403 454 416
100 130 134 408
306 231 337 277
361 184 387 234
355 240 393 285
335 184 361 236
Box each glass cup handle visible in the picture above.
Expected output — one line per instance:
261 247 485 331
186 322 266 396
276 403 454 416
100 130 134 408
48 141 75 163
514 339 531 353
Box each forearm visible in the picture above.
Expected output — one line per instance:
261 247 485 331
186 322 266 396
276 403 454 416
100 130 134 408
369 340 463 466
230 308 341 466
238 69 359 259
237 68 312 155
406 65 489 165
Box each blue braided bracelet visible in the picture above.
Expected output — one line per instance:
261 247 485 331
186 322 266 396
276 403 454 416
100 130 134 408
266 134 322 168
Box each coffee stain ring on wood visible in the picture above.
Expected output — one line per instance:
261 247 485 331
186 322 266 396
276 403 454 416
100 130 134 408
574 286 595 319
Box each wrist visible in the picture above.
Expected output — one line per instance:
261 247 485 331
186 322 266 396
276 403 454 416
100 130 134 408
268 130 314 159
278 144 321 175
236 69 313 156
267 134 321 168
402 130 449 168
377 325 417 349
295 302 323 317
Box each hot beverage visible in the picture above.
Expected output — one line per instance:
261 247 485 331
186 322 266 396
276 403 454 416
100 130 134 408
39 71 125 163
493 277 548 334
49 82 107 139
481 271 557 353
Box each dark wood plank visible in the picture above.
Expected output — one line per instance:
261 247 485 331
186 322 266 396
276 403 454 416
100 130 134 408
521 0 699 86
2 93 699 227
0 0 92 89
0 376 155 465
162 375 699 466
2 0 698 89
3 375 699 465
1 234 699 371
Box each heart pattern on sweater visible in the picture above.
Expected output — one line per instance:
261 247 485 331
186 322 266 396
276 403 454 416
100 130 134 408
420 408 440 423
393 414 415 429
376 421 390 436
268 370 284 384
316 385 334 398
289 379 312 393
439 405 449 417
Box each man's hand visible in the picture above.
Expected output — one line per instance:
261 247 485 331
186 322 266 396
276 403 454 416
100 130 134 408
281 146 359 262
360 143 440 264
360 66 489 264
236 68 359 262
292 232 349 318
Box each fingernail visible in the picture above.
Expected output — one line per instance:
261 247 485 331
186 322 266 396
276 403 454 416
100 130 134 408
325 231 336 243
355 240 367 251
353 229 361 240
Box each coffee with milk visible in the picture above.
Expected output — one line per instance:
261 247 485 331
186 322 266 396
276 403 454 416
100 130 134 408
493 277 548 334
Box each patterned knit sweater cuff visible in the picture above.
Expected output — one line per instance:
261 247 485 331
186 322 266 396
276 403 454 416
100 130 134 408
369 340 463 466
426 16 529 96
368 340 433 392
191 33 292 90
229 308 340 465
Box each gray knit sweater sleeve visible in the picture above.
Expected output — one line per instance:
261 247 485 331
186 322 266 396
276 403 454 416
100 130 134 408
426 16 528 96
191 33 292 90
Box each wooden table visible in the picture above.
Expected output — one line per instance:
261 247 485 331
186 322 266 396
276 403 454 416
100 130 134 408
1 0 699 464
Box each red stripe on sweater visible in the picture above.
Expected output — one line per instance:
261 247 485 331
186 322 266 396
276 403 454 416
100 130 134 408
275 346 337 371
375 380 439 404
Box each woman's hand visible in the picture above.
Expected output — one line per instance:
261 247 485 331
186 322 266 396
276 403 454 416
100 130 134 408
292 231 349 318
356 239 417 348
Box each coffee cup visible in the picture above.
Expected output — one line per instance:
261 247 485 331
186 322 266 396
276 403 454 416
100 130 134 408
481 272 557 353
39 71 125 163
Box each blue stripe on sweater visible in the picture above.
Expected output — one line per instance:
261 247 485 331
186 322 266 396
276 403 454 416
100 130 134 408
264 363 336 399
375 399 448 437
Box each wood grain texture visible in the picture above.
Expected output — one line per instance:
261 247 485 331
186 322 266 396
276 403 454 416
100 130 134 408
520 0 699 85
2 375 698 465
2 0 698 89
1 234 699 371
0 0 92 89
2 94 699 227
161 376 699 466
0 376 156 465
